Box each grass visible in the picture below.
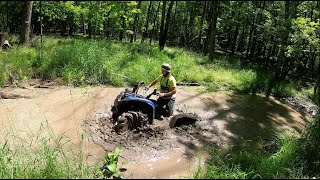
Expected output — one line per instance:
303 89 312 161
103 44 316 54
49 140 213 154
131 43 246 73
194 114 320 179
193 132 306 179
0 123 100 179
0 36 312 98
0 36 258 92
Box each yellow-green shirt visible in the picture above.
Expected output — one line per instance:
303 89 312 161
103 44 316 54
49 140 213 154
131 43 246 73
156 74 176 98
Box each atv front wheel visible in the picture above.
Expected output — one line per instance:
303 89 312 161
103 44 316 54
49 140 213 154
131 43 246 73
114 111 149 133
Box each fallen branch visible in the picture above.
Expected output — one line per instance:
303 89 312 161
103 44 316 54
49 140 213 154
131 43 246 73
32 82 55 89
0 92 31 99
177 82 201 86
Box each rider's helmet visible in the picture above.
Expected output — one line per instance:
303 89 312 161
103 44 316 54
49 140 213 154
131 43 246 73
162 63 171 73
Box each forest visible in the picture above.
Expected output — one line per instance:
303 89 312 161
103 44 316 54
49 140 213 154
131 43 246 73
1 1 320 103
0 1 320 179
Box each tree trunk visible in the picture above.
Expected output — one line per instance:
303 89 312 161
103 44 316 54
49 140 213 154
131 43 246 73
208 1 219 61
6 1 9 32
236 25 245 54
130 1 142 43
231 24 239 55
187 1 196 45
246 17 255 58
159 1 174 51
88 21 92 38
203 3 212 56
68 14 75 36
141 1 153 43
314 62 320 105
198 1 207 53
20 1 33 45
150 1 161 44
159 1 167 49
119 16 125 41
104 18 111 38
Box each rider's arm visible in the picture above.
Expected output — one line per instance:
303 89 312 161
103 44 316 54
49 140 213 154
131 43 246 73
161 87 176 97
148 75 162 88
148 79 159 88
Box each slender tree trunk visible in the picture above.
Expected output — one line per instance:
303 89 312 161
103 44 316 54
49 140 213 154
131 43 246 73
317 1 320 21
150 1 161 44
20 1 33 45
170 1 178 45
246 17 255 58
203 3 212 56
230 6 241 55
88 21 92 38
198 1 207 53
68 14 74 36
159 1 166 49
226 7 235 53
6 1 9 32
119 16 125 41
159 0 174 51
314 61 320 105
141 1 152 43
208 1 219 61
88 2 93 38
236 26 245 53
231 25 239 55
95 1 101 37
130 1 142 43
81 14 86 35
187 1 196 45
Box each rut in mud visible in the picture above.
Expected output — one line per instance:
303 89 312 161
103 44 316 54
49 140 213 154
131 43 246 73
85 110 203 157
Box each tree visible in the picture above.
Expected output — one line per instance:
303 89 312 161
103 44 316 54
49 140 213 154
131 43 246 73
20 1 33 45
208 1 220 61
159 0 174 51
130 1 142 43
150 1 161 44
141 1 152 43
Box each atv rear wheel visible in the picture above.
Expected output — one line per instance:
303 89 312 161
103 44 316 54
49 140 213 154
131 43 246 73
114 111 149 133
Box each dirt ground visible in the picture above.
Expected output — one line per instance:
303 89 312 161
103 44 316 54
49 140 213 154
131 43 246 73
0 80 311 178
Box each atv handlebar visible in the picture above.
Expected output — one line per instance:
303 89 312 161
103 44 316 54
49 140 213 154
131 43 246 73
146 89 161 99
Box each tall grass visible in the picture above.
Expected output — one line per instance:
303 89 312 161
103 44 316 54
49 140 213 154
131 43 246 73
0 122 100 179
0 36 312 97
194 130 312 179
195 114 320 179
0 37 257 91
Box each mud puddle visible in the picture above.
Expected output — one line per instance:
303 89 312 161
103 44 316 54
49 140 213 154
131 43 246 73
0 83 312 179
85 111 207 179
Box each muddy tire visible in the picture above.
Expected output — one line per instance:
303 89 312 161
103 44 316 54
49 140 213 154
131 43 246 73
169 113 199 128
114 111 149 133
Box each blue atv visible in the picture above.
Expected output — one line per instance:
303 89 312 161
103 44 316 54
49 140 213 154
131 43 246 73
111 81 199 133
111 81 161 133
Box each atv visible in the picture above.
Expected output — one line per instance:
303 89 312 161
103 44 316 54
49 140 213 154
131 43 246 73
111 81 199 133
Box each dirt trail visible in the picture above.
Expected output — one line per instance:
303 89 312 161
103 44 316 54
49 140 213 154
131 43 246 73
0 84 311 179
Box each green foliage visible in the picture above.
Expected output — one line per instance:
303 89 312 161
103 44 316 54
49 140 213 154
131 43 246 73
96 147 127 179
195 131 310 179
297 114 320 177
194 148 248 179
0 129 98 179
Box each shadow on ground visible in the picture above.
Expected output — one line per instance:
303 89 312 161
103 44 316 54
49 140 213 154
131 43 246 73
173 88 311 159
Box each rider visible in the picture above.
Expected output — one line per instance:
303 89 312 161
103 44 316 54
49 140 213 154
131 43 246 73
148 63 177 118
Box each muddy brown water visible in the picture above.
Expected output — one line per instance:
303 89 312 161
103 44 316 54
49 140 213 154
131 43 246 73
0 84 311 179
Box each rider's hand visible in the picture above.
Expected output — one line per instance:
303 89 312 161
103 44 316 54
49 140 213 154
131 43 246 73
160 93 165 97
